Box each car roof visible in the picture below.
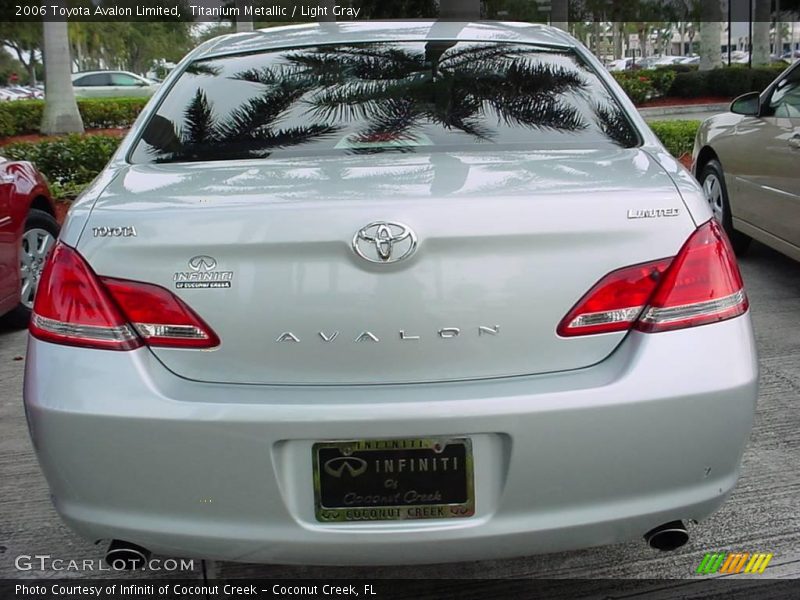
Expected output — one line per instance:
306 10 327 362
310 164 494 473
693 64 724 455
195 21 575 60
72 70 140 78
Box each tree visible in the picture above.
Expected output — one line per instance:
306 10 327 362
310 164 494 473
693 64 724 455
351 0 437 19
439 0 481 19
612 21 623 59
752 0 771 65
65 22 193 76
551 0 569 30
235 0 254 32
483 0 547 21
699 0 723 71
0 50 27 84
0 22 41 85
41 13 83 135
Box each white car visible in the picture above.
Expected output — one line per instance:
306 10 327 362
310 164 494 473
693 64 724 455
651 56 683 67
71 70 159 98
26 21 757 567
0 88 28 101
607 57 633 71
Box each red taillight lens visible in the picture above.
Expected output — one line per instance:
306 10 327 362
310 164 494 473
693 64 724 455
31 242 219 351
557 259 672 336
557 220 747 337
31 243 141 350
635 220 748 332
101 278 220 348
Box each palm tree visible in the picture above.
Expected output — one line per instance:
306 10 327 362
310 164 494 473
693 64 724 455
551 0 569 31
40 8 83 135
235 0 254 32
699 0 723 71
752 0 772 66
700 0 722 71
439 0 480 19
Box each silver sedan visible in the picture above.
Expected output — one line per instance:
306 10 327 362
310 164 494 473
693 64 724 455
24 21 757 567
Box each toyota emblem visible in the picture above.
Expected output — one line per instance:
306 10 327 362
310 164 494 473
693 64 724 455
352 222 417 264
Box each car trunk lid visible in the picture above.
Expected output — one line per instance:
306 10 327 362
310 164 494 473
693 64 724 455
78 148 694 385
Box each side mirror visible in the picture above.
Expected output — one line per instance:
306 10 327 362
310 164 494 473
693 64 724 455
730 92 760 116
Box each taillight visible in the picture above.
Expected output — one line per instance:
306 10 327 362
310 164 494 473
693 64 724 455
635 220 748 332
557 258 672 337
101 278 220 348
31 243 219 351
31 244 141 350
558 220 747 337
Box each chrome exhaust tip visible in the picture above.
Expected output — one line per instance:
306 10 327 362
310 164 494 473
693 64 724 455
644 520 689 551
104 540 151 570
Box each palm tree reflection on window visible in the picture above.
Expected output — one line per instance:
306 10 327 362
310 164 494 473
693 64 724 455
142 42 634 163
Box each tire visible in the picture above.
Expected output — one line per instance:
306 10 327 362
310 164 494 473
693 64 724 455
2 208 59 328
699 159 752 256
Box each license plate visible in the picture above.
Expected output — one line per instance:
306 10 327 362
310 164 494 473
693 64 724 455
313 438 474 522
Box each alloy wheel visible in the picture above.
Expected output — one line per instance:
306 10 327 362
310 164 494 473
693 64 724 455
19 227 56 309
702 173 725 225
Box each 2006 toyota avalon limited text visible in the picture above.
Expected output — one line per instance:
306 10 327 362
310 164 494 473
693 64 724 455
24 22 758 565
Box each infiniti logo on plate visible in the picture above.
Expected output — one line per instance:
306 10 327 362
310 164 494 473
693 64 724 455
352 222 417 264
324 456 368 478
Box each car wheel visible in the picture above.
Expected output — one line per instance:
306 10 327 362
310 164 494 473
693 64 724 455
699 160 751 256
4 209 59 327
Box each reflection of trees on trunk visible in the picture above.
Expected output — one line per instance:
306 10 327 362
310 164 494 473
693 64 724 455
143 42 634 163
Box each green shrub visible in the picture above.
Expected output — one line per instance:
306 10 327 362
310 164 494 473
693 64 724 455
612 71 652 104
648 69 677 96
668 66 786 99
79 97 147 129
0 110 14 139
0 97 146 138
649 120 700 157
669 71 708 98
657 63 698 74
751 67 784 92
613 69 677 104
3 134 122 198
0 100 44 137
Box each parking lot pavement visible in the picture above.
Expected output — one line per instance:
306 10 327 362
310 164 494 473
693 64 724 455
638 104 728 123
642 109 724 122
1 242 798 582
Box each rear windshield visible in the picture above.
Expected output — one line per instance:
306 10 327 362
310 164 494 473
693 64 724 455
131 41 639 164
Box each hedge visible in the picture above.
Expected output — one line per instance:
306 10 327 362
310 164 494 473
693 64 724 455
612 69 677 104
0 97 147 138
2 134 123 199
648 120 700 157
668 65 785 98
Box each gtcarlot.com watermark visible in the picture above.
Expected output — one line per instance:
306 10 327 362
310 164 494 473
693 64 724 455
15 554 194 572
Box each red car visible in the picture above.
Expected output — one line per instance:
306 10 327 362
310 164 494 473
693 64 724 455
0 155 59 325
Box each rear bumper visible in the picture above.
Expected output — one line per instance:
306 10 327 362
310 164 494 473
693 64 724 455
24 316 758 565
